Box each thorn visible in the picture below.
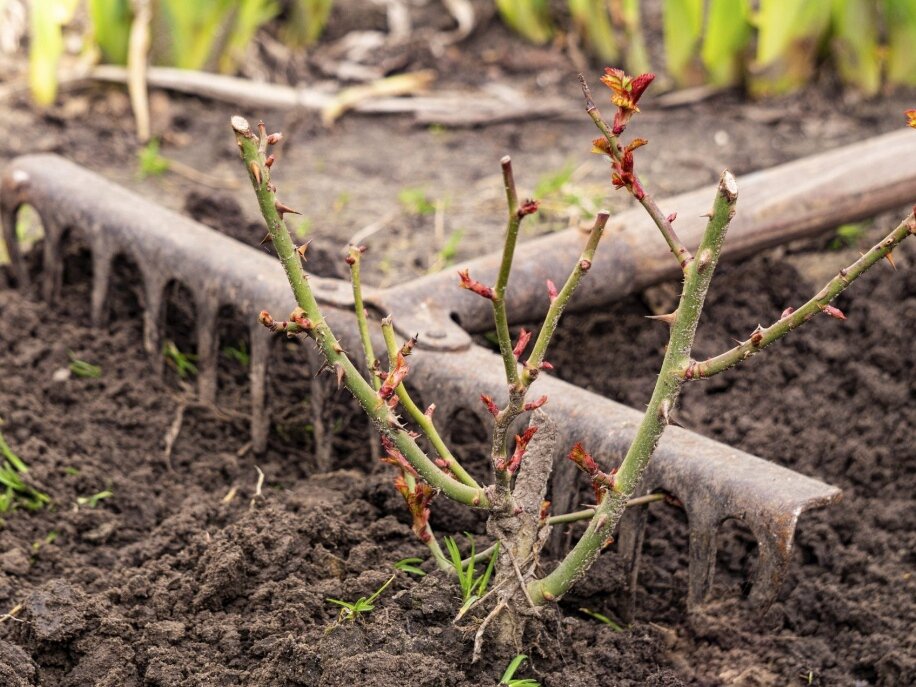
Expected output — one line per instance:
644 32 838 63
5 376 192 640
666 212 677 223
884 251 897 271
658 398 671 424
248 161 261 186
646 312 676 326
275 200 300 217
297 239 313 260
424 403 436 418
334 362 345 389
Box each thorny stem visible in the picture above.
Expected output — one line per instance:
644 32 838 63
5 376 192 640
347 245 380 391
489 211 608 493
380 319 480 489
579 74 693 271
686 212 916 379
231 116 489 509
522 211 610 384
493 156 524 388
529 171 738 604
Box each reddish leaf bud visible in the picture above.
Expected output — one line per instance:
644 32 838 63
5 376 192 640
822 304 847 320
480 394 500 417
258 310 274 328
667 212 677 223
266 132 283 145
379 353 410 403
780 307 795 319
546 279 558 303
501 426 538 474
458 269 494 300
579 259 592 272
517 199 540 218
381 436 418 476
539 361 554 371
513 328 532 359
524 395 548 411
265 154 275 168
567 442 599 475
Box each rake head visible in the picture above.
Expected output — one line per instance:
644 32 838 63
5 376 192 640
7 136 911 615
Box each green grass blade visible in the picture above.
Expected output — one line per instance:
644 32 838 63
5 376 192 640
88 0 131 65
700 0 751 86
475 542 499 597
830 0 880 95
663 0 704 86
285 0 333 47
495 0 552 45
884 0 916 86
501 654 528 683
569 0 619 63
751 0 831 96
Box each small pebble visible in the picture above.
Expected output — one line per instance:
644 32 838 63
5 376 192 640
52 368 70 382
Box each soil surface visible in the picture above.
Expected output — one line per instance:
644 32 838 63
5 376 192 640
1 7 915 686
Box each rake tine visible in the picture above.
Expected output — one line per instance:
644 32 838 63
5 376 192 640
248 326 272 454
195 293 220 405
616 494 650 624
90 247 114 328
684 506 721 609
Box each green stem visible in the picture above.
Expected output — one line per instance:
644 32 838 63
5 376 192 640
528 171 738 604
380 319 481 489
522 210 609 383
579 75 692 270
347 245 380 391
687 213 916 379
493 156 523 388
231 116 489 509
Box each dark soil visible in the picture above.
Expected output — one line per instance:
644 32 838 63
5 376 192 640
1 7 915 685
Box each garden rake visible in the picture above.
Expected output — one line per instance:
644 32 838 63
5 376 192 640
3 127 914 618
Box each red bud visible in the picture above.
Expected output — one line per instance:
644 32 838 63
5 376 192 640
458 269 494 300
822 304 847 320
524 395 548 411
513 328 532 359
546 279 558 303
480 394 499 417
517 199 540 218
